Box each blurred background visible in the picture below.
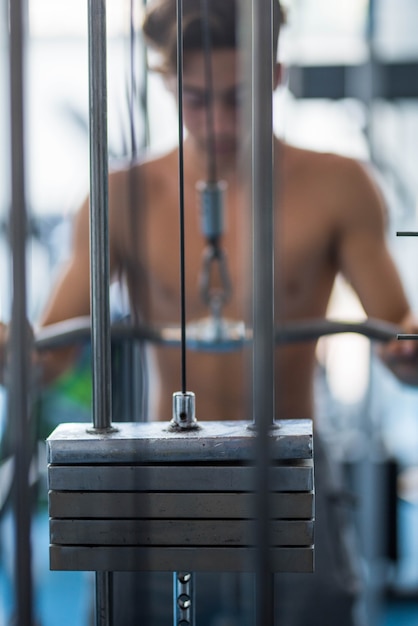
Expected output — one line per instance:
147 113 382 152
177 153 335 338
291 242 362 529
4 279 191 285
2 0 418 624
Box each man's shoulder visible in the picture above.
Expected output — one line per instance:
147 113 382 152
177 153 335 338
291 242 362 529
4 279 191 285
280 141 384 221
109 147 178 187
282 141 366 180
140 147 178 174
283 142 378 202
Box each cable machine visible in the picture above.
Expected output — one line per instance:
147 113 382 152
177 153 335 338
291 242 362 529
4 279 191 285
5 0 407 625
46 1 313 625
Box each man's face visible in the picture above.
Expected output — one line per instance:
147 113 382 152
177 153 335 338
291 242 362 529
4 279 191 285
171 48 243 167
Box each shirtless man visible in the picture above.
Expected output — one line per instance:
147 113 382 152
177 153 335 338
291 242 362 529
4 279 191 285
20 0 418 624
37 0 418 420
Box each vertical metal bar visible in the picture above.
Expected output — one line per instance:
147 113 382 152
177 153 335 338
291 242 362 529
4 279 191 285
87 0 112 432
251 0 275 623
176 0 188 395
252 0 275 428
87 1 113 623
96 571 113 626
173 572 195 626
8 0 34 623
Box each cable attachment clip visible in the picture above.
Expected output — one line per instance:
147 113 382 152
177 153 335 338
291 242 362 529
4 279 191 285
199 245 232 322
197 179 227 241
197 178 232 332
171 391 199 431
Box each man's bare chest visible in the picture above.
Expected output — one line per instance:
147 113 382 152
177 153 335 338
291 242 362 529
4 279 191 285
133 188 337 323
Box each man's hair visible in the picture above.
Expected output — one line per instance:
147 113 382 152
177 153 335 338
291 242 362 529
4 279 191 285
142 0 283 74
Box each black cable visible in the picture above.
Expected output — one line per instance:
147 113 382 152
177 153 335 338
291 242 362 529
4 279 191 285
125 0 150 157
139 0 151 150
200 0 218 184
177 0 187 394
127 0 150 422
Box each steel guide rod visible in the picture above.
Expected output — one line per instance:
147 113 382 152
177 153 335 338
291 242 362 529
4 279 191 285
87 0 113 624
245 0 276 622
96 570 113 626
250 0 275 431
87 0 113 434
8 0 34 623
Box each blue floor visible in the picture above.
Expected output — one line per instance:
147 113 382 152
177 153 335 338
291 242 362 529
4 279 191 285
0 510 93 626
382 600 418 626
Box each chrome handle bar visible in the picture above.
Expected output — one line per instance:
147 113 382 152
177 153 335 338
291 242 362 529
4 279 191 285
34 315 401 353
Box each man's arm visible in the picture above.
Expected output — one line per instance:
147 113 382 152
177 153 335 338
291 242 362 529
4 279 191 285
0 198 93 385
35 167 130 384
35 198 93 383
335 157 418 385
40 200 91 326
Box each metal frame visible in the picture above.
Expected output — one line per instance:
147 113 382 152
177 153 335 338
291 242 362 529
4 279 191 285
88 0 112 434
87 1 114 623
8 0 34 623
8 0 416 624
7 1 418 626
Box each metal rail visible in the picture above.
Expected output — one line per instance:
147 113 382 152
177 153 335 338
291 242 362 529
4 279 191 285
88 0 112 434
34 316 401 352
249 0 276 617
8 0 34 623
87 0 113 623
